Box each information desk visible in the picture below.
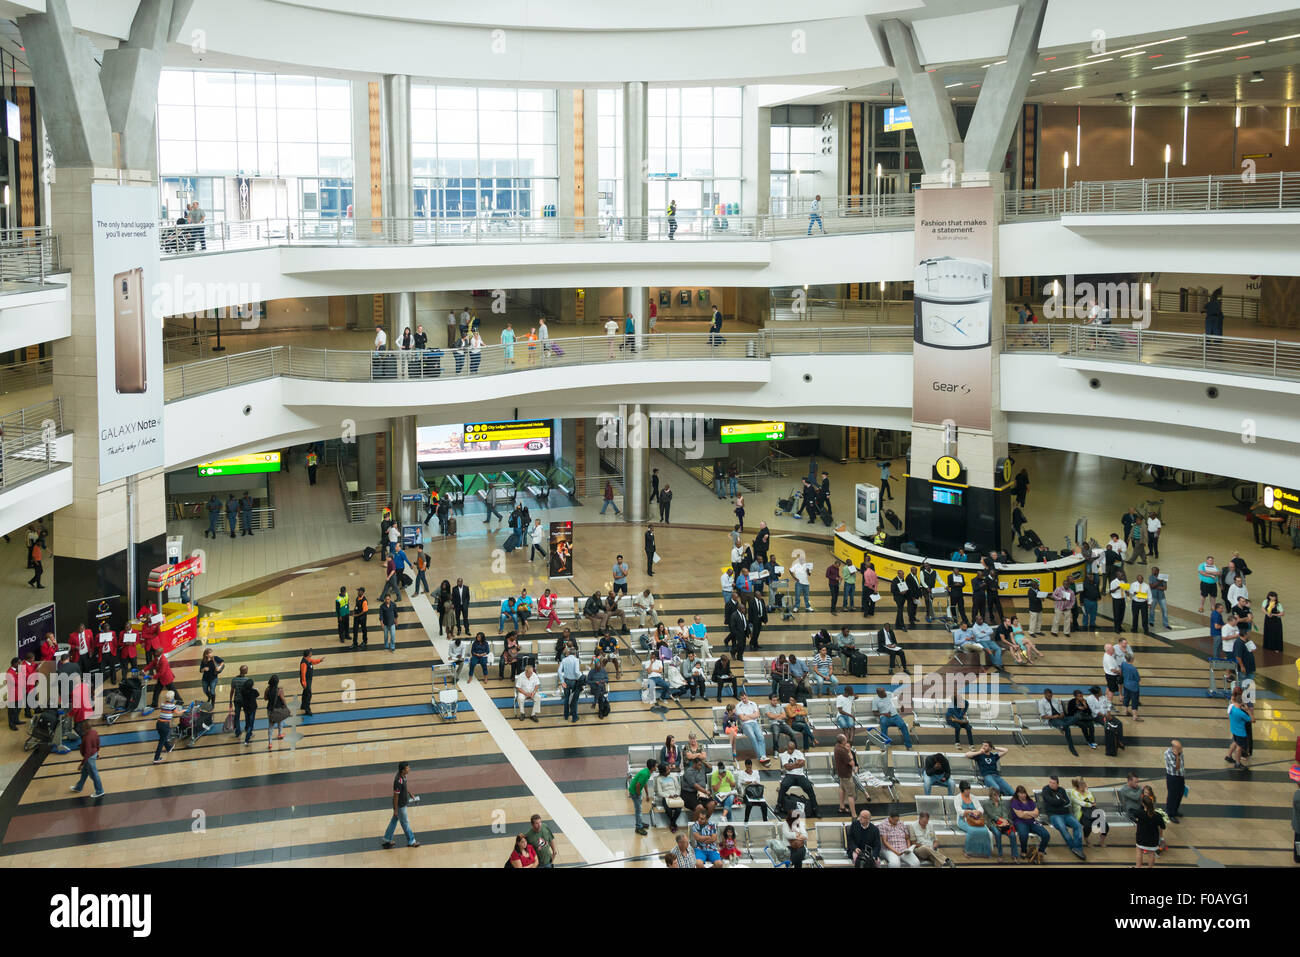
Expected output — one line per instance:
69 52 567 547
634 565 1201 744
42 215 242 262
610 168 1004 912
128 603 199 657
832 530 1086 597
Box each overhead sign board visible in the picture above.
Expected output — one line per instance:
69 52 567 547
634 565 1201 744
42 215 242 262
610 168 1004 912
883 105 913 132
196 452 281 476
720 421 786 444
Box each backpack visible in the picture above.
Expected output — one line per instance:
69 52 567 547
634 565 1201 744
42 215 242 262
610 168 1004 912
242 682 259 708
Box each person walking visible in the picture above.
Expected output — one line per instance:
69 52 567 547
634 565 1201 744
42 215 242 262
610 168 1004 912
528 519 546 563
807 194 826 235
452 578 471 635
649 467 660 504
412 545 429 596
381 761 420 848
878 460 893 500
299 649 323 716
380 595 399 652
306 447 318 485
229 664 257 745
27 539 44 588
265 675 289 748
69 721 105 797
152 690 179 764
666 198 678 240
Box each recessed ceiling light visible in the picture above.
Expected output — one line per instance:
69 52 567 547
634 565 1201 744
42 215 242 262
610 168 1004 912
1031 71 1047 76
1064 85 1083 91
944 82 963 88
1153 59 1201 70
1268 33 1300 42
1121 51 1147 58
1087 36 1185 58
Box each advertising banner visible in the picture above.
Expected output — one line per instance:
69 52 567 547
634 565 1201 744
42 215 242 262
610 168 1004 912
15 602 55 662
548 521 574 579
86 595 125 635
911 186 996 431
92 183 164 485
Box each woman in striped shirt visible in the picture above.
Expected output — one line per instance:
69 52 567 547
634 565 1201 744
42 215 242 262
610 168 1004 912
153 690 178 763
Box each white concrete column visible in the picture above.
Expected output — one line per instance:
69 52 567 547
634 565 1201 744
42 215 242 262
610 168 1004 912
627 404 648 524
390 414 419 519
623 285 646 350
742 87 771 217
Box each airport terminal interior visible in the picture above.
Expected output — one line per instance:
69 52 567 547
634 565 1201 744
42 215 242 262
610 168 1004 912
1 0 1299 880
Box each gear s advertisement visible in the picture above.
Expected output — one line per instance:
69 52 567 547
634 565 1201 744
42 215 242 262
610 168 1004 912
92 183 164 485
911 186 995 431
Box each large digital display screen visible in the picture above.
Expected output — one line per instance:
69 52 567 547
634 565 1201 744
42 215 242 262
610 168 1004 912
932 486 963 506
417 419 553 467
883 105 912 132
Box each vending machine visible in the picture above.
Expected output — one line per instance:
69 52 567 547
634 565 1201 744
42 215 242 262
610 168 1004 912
854 484 881 538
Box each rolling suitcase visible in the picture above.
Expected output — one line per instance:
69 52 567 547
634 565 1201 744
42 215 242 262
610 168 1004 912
848 650 869 677
777 679 796 703
1104 717 1123 756
362 546 376 561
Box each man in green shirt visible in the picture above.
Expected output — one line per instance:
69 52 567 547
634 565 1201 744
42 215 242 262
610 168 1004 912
525 814 557 868
710 761 737 821
629 758 656 835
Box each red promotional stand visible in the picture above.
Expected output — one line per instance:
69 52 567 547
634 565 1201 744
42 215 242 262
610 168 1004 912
129 555 204 656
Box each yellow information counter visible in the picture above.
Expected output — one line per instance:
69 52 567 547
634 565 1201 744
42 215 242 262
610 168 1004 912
832 530 1086 597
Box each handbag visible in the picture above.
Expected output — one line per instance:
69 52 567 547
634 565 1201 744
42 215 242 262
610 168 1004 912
963 810 986 828
222 709 236 733
744 783 766 801
665 795 685 809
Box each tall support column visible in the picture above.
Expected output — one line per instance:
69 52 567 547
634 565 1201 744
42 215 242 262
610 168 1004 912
380 74 412 242
623 285 646 351
741 87 771 217
626 404 648 524
879 18 963 176
963 0 1047 175
623 82 648 239
390 415 418 520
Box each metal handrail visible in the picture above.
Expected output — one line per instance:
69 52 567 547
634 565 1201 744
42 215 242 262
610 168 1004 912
1065 325 1300 381
0 397 66 490
1152 289 1260 321
0 356 54 396
0 231 60 283
1005 170 1300 219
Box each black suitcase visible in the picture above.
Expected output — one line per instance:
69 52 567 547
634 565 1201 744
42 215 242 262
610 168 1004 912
1104 717 1123 756
362 546 376 561
777 679 796 703
821 510 833 526
848 650 869 677
884 508 902 530
401 572 413 588
517 653 538 670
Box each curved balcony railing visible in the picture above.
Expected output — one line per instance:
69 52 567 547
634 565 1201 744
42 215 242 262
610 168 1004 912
162 326 914 402
161 322 1300 404
159 172 1300 257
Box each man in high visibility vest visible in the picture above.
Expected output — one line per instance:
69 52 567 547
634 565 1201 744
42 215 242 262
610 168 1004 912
306 448 319 485
335 587 350 644
666 199 677 240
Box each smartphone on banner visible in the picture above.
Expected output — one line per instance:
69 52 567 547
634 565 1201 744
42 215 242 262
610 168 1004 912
113 267 147 394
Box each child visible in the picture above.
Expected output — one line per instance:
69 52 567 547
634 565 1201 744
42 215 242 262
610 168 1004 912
720 824 742 862
722 704 741 757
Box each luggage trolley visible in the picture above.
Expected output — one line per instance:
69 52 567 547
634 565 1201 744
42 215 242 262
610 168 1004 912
431 664 459 720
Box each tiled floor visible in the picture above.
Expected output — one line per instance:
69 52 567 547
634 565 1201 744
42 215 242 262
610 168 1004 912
1 491 1295 868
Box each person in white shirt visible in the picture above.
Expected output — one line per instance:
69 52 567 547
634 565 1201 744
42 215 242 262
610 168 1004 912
1146 514 1162 559
1108 573 1128 635
776 740 820 818
737 759 767 822
633 589 659 629
446 310 459 346
735 693 768 764
790 559 814 612
537 317 549 353
515 664 541 720
373 325 388 350
907 812 952 867
720 569 735 615
834 688 857 744
447 637 470 683
1128 575 1152 634
1085 686 1112 721
1102 643 1123 697
1217 621 1239 661
604 317 618 357
1227 576 1249 609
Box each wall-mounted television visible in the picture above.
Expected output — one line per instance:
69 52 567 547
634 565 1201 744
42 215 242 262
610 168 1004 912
417 419 553 469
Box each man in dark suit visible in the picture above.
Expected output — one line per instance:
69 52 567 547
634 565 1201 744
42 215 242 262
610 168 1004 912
644 525 657 577
451 578 471 636
753 522 770 564
919 561 938 623
903 568 923 627
890 571 909 631
727 605 750 661
747 589 768 651
819 472 832 522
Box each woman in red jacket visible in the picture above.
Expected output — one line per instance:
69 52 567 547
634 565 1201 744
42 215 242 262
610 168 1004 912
38 633 59 662
118 625 140 671
144 652 183 709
